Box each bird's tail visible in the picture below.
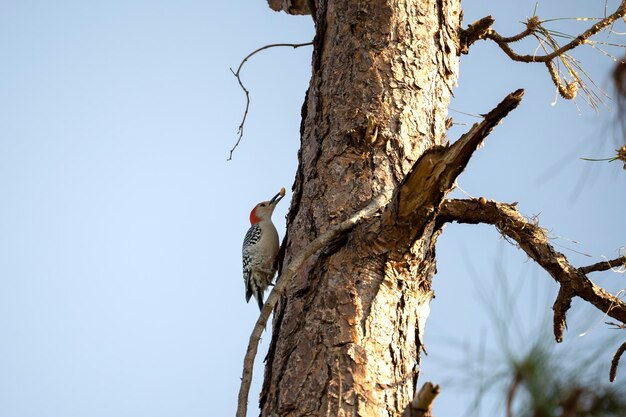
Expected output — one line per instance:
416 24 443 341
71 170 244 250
255 288 264 311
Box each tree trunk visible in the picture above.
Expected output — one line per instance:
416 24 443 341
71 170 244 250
261 1 461 415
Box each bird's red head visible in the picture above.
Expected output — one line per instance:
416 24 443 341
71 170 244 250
249 188 286 225
250 202 269 224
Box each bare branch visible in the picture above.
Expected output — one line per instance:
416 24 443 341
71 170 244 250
460 14 541 55
459 16 495 54
464 2 626 104
376 90 523 256
436 199 626 342
394 89 523 226
610 342 626 382
485 2 626 63
228 42 313 161
579 255 626 274
441 89 524 178
236 189 393 417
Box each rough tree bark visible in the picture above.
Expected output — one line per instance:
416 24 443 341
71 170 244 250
236 1 626 416
261 1 461 415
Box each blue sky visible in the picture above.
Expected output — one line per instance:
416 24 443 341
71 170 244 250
0 1 624 416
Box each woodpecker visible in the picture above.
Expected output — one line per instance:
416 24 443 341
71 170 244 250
242 188 285 311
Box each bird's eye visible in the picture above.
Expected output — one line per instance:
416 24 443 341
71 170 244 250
260 203 267 207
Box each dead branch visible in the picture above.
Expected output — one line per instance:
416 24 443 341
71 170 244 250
436 198 626 342
484 2 626 63
382 90 523 251
579 255 626 274
459 16 495 54
236 189 393 417
610 341 626 382
228 42 313 161
437 88 524 187
401 382 440 417
461 2 626 103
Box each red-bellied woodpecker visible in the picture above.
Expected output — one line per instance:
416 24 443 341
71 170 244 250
242 187 285 311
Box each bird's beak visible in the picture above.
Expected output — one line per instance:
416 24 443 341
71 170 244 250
269 188 285 206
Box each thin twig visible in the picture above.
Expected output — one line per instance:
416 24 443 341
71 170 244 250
228 42 313 161
236 189 393 417
579 255 626 274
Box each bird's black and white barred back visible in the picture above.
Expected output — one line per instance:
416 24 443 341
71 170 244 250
242 223 264 309
243 224 262 250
